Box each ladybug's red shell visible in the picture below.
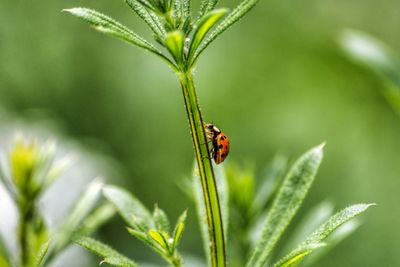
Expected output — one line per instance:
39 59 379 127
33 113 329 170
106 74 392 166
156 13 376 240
205 123 230 164
213 132 229 164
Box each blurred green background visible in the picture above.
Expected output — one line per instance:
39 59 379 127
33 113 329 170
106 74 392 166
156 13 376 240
1 0 399 266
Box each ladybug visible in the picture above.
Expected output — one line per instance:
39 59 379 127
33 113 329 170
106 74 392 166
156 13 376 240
205 123 230 164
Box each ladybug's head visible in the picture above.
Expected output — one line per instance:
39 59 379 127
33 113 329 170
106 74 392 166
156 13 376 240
205 123 221 134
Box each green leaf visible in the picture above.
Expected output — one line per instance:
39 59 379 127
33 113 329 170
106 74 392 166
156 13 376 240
75 236 138 267
103 185 153 229
192 0 261 64
172 210 187 249
246 144 324 267
199 0 219 18
272 243 326 267
148 229 170 251
64 8 165 58
301 220 360 267
165 31 184 65
188 8 228 65
339 29 400 116
127 227 164 255
125 0 166 38
77 203 116 237
53 179 103 253
34 240 50 267
282 201 334 254
153 205 170 233
276 204 374 267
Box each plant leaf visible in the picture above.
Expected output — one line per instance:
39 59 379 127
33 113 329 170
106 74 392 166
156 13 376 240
272 243 326 267
276 204 374 267
282 201 334 254
192 0 261 64
34 240 50 267
125 0 166 38
165 31 184 65
198 0 220 19
64 8 165 58
188 8 228 65
301 220 360 267
75 236 138 267
246 144 324 267
103 185 153 229
172 210 187 249
153 205 170 233
53 179 103 253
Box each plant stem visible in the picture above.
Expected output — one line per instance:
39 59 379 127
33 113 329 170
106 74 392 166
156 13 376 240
178 71 226 267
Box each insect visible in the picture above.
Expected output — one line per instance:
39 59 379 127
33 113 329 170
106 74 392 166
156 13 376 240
205 123 230 164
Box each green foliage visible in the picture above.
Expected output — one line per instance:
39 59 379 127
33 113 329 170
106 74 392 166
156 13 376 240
247 144 324 267
88 185 187 266
274 204 374 267
339 29 400 117
0 135 113 267
75 237 138 267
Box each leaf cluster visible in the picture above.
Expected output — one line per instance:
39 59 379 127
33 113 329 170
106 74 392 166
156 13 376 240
74 185 188 267
184 144 374 267
64 0 262 72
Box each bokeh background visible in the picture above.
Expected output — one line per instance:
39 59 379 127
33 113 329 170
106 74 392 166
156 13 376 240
1 0 400 266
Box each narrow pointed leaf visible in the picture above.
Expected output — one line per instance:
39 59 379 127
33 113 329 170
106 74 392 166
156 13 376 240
188 8 228 64
127 228 165 255
64 8 164 57
182 0 191 18
75 236 138 267
148 230 169 251
246 144 324 267
165 31 184 64
103 185 153 229
282 201 334 254
193 0 261 64
153 205 170 233
302 220 360 267
279 204 374 267
34 240 50 267
125 0 166 37
172 210 187 249
199 0 219 18
272 243 326 267
53 179 103 253
300 204 374 247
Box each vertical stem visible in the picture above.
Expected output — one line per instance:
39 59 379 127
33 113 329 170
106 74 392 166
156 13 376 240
179 71 226 267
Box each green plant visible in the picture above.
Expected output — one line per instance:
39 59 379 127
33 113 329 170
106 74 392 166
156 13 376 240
0 134 115 267
63 0 375 266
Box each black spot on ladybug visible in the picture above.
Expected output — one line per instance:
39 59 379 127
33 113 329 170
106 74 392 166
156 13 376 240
221 153 225 158
225 146 228 149
219 144 223 149
220 136 224 140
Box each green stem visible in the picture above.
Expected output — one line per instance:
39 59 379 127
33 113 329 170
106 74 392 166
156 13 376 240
178 71 226 267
